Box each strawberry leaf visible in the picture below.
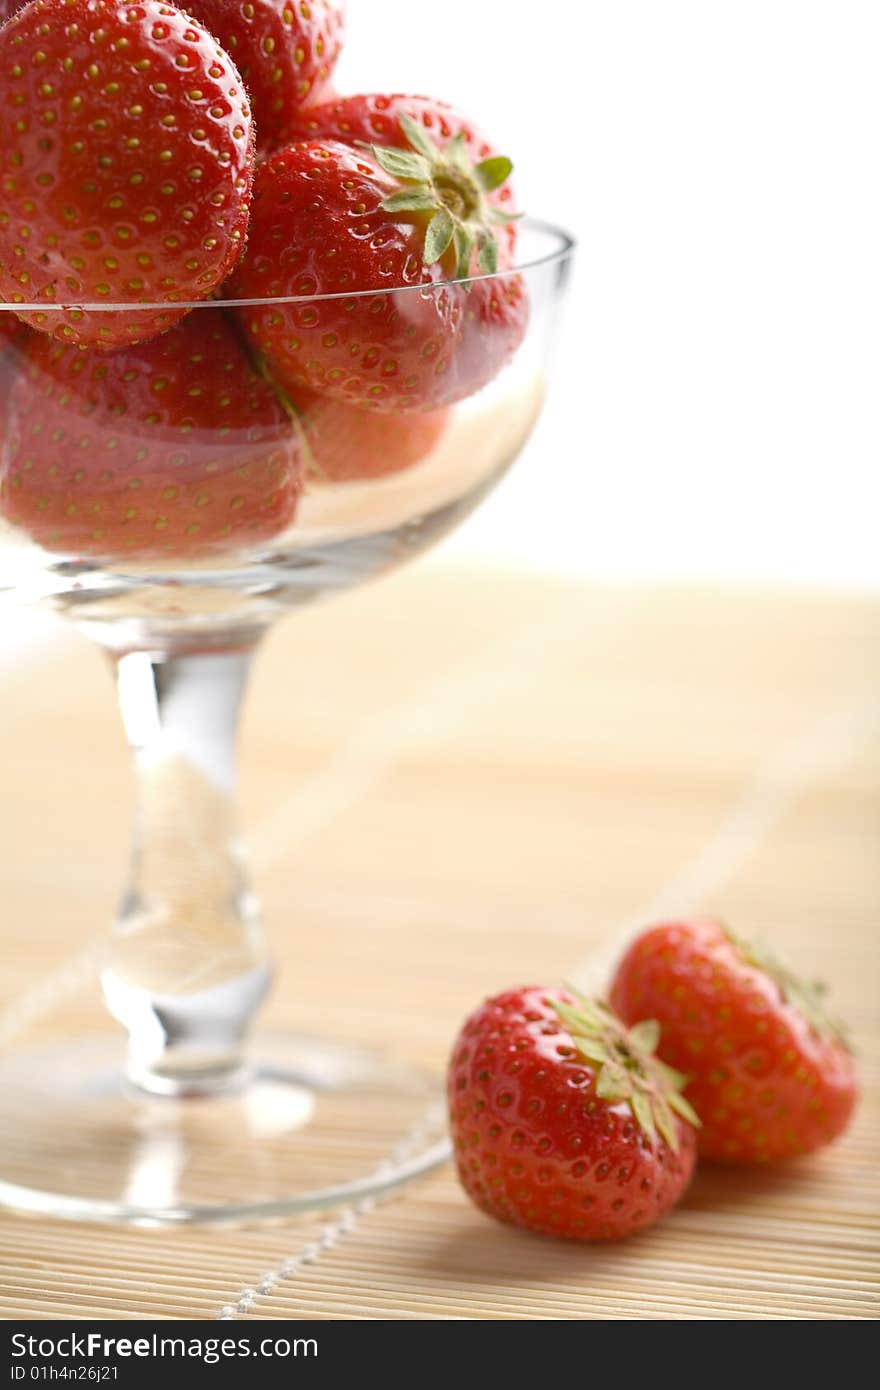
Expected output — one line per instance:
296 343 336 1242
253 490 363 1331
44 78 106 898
652 1095 679 1153
558 995 608 1031
478 237 499 275
424 209 455 265
630 1089 656 1140
490 207 522 226
569 1034 610 1065
475 155 514 193
381 188 438 214
444 132 471 172
668 1091 702 1128
399 112 442 163
596 1060 631 1101
553 1001 589 1032
655 1059 689 1090
372 146 430 183
628 1019 661 1055
452 225 473 280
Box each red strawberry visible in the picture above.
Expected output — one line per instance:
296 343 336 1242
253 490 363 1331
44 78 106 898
448 986 699 1241
610 920 859 1164
231 118 524 413
183 0 345 152
287 94 527 400
231 139 464 414
289 94 520 265
0 309 302 560
0 0 255 349
290 387 450 483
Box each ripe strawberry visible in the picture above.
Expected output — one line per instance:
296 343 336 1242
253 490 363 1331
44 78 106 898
448 987 699 1241
610 920 859 1164
290 95 528 401
231 139 461 414
290 94 520 265
183 0 345 152
290 387 450 483
0 0 255 349
0 309 302 560
231 118 524 413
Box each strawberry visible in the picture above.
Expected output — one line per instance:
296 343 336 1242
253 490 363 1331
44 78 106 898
610 920 859 1164
231 138 463 414
0 0 255 349
290 387 450 483
230 111 525 414
183 0 345 152
0 309 302 560
289 94 520 266
288 94 530 381
448 986 699 1241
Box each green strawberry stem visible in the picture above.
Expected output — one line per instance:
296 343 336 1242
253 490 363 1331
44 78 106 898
371 113 519 280
553 992 701 1151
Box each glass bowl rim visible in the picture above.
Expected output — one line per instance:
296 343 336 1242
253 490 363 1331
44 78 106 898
0 217 575 318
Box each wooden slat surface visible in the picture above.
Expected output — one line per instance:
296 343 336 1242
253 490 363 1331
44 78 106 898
0 564 877 1320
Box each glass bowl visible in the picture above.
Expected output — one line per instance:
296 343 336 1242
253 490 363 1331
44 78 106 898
0 220 574 1224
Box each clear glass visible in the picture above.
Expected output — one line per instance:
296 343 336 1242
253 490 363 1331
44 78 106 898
0 221 574 1224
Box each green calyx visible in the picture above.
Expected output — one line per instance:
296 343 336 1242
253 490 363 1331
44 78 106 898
371 113 518 280
552 993 700 1152
723 926 852 1051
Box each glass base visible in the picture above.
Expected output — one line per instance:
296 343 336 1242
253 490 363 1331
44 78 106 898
0 1035 449 1226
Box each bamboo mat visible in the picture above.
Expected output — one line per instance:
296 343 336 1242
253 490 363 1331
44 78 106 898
0 564 877 1320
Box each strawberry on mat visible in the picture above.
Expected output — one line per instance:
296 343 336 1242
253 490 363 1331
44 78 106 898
448 987 699 1241
611 920 858 1164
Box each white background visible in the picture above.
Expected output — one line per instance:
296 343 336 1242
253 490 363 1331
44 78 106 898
339 0 879 590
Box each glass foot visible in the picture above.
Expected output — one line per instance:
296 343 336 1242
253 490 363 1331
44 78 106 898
0 1035 449 1226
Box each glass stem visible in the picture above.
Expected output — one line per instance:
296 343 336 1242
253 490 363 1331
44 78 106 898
102 641 271 1097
